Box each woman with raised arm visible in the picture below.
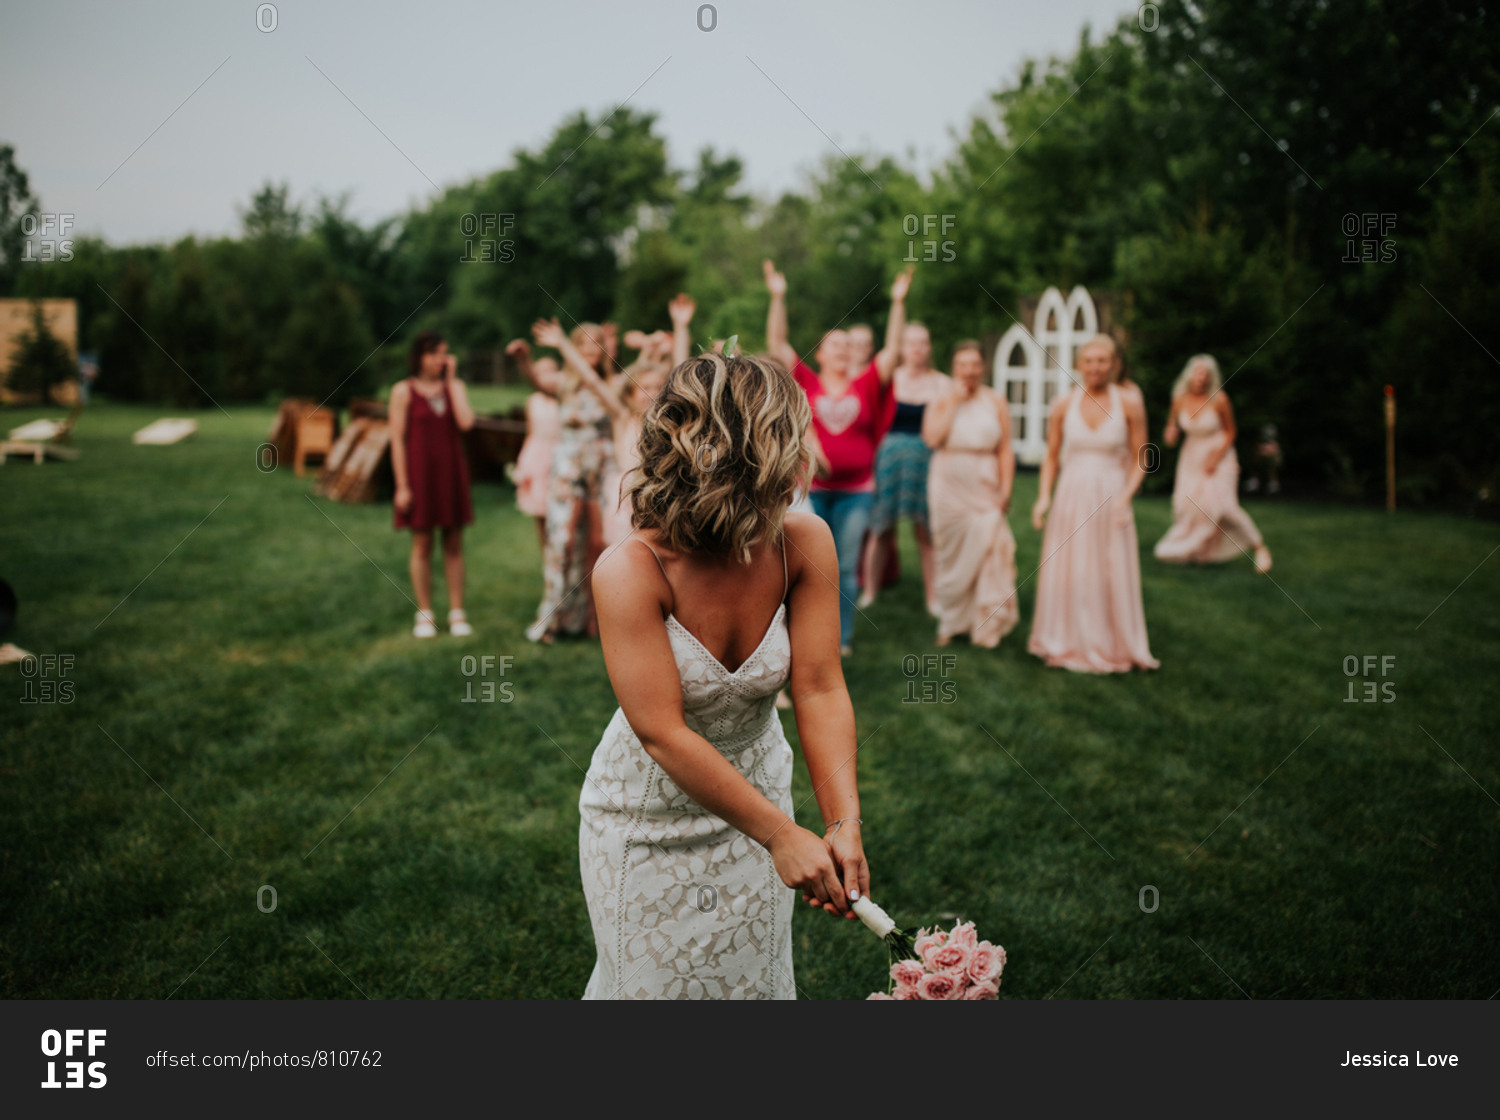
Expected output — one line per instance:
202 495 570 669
923 340 1018 649
532 300 687 552
764 258 911 655
389 330 477 638
579 349 869 999
1155 354 1273 572
859 321 949 614
507 322 616 642
1028 335 1158 673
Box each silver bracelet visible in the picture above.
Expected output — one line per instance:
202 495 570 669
824 817 862 838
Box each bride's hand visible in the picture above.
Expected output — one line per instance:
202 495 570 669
767 825 847 914
825 822 869 919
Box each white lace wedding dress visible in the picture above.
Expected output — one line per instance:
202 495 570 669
579 538 796 999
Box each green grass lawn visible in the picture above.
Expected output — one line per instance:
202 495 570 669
3 401 1497 999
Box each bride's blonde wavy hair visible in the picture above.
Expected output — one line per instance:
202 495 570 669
625 352 813 562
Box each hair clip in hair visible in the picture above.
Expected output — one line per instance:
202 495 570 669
721 335 738 359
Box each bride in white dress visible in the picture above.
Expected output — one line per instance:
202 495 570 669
574 347 870 1000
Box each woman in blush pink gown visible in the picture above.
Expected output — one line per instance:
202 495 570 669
923 340 1018 648
1028 336 1158 673
512 366 562 547
1154 354 1273 573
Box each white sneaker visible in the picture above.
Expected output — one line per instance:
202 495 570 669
413 610 437 638
448 609 473 637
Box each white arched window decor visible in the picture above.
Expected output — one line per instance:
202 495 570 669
992 285 1098 465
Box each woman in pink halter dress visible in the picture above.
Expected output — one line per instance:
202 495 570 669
923 341 1018 648
1028 336 1158 673
1154 354 1273 572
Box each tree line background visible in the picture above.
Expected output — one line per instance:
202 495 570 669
3 1 1496 510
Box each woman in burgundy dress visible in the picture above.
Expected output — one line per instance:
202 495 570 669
390 330 476 637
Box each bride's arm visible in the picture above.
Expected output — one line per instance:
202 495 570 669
591 545 849 912
783 512 869 912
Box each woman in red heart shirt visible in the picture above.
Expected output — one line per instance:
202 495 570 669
764 259 912 653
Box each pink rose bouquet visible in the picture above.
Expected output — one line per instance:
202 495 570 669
852 898 1007 1001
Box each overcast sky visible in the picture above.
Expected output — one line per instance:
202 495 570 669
3 0 1135 245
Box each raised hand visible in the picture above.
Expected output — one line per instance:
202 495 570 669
623 329 650 352
891 263 914 303
763 258 787 298
531 318 566 349
646 330 673 358
505 338 531 361
669 292 697 327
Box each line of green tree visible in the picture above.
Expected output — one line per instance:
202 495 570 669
2 1 1496 508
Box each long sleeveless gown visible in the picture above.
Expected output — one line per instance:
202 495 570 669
1154 400 1264 564
578 539 796 999
513 391 560 519
1027 384 1158 673
928 393 1018 648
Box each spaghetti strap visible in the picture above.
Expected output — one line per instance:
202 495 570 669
634 537 670 580
781 536 789 602
633 537 675 613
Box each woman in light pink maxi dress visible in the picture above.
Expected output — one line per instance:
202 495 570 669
513 387 561 542
1029 338 1158 673
923 344 1018 648
1154 355 1273 572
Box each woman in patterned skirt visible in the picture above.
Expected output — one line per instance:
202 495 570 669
508 324 617 642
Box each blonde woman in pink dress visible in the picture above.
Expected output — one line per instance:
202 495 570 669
1154 354 1273 573
512 358 561 548
1029 336 1159 673
922 340 1018 648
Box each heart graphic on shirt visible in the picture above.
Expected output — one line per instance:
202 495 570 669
815 393 861 435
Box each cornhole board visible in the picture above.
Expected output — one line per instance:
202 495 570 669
315 417 392 503
2 413 81 463
132 418 198 445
